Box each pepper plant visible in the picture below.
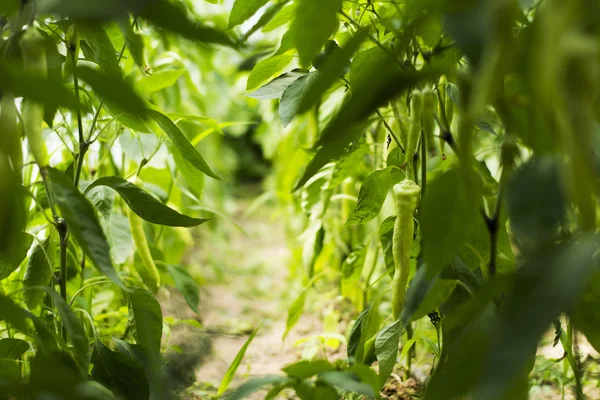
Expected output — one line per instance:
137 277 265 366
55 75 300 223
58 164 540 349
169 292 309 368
0 0 244 399
224 0 600 399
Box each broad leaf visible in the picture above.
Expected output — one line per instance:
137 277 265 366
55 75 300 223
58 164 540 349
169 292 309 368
23 236 54 310
229 0 269 27
283 290 306 340
91 340 150 400
135 69 185 95
283 359 335 379
76 66 147 116
279 73 315 127
224 375 290 400
166 264 200 313
77 23 120 76
0 233 32 281
246 55 294 92
263 3 296 32
375 319 403 385
48 168 125 289
148 110 220 180
291 0 342 67
346 167 401 225
421 167 481 278
572 270 600 353
245 69 308 100
85 176 209 227
0 339 30 359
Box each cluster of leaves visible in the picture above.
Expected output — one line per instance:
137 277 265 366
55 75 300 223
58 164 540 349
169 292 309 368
224 0 600 399
0 0 250 399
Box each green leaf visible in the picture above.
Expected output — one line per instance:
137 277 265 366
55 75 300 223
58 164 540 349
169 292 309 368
241 2 288 41
279 73 315 127
75 66 147 116
91 340 150 400
263 3 296 31
0 358 20 384
118 21 146 69
291 0 342 67
0 339 30 359
246 55 294 92
473 237 600 400
135 69 185 95
166 264 200 313
283 359 335 379
245 69 308 100
506 157 566 252
0 66 83 110
0 233 32 281
346 167 401 225
23 237 54 310
147 110 220 180
347 306 370 359
85 176 209 227
87 184 116 219
48 168 125 289
274 29 295 55
218 325 262 396
318 371 376 397
297 32 366 113
41 288 89 374
127 287 162 356
283 290 306 340
140 0 237 46
294 63 437 190
103 213 134 265
573 271 600 353
229 0 269 27
421 167 481 278
375 319 403 385
224 375 289 400
410 278 457 321
77 23 120 76
0 295 57 350
170 145 205 198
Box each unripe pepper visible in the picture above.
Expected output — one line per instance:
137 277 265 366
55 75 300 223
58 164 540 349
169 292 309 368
422 88 436 156
391 180 421 320
20 28 49 168
127 206 160 293
403 90 422 170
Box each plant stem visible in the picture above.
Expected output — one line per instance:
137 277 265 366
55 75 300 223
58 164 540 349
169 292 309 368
376 109 402 149
70 39 85 188
58 218 68 340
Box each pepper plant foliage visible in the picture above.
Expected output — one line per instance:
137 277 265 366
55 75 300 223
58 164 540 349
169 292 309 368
0 0 236 399
2 0 600 399
230 0 600 399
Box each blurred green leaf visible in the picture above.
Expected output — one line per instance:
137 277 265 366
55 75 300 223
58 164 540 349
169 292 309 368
0 233 32 281
91 340 150 400
318 371 376 398
421 167 481 278
283 359 335 379
291 0 342 67
263 3 296 32
224 375 290 400
229 0 269 27
218 325 261 396
77 23 120 76
379 216 396 275
140 0 237 47
0 358 20 384
284 290 306 340
76 66 147 116
573 270 600 353
85 176 209 227
48 168 125 289
279 72 315 127
0 339 30 359
135 69 185 95
246 69 308 100
166 264 199 313
246 55 294 92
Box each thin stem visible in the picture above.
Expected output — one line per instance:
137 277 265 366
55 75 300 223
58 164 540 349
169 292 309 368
58 220 68 340
376 109 402 148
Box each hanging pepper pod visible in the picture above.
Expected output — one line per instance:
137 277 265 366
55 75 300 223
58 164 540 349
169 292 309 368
422 88 436 156
20 28 49 168
404 90 422 170
391 180 421 320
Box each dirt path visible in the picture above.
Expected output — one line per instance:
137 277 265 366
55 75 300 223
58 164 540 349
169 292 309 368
187 198 324 397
